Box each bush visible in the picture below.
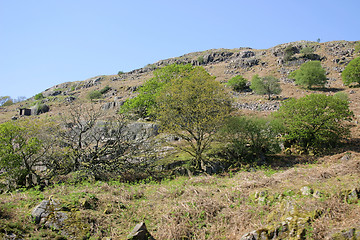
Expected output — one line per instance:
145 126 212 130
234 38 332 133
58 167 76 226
289 61 327 89
250 75 282 99
87 90 102 100
273 94 353 153
227 75 248 91
99 85 111 94
221 116 283 164
284 45 296 62
34 93 44 100
342 56 360 86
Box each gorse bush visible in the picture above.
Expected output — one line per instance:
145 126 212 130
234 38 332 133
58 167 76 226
34 93 44 100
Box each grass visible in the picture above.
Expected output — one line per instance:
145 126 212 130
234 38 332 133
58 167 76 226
0 152 360 239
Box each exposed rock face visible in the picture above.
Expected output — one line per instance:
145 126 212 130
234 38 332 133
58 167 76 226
123 122 159 141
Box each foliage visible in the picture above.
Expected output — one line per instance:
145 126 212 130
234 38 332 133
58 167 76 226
0 119 54 187
273 94 353 153
34 93 44 100
333 92 349 102
284 45 296 62
289 61 327 89
227 75 248 91
300 47 317 60
99 85 111 94
156 67 232 169
220 116 283 163
87 90 102 100
120 64 194 118
342 56 360 86
118 70 124 75
250 75 282 99
354 42 360 55
0 96 13 106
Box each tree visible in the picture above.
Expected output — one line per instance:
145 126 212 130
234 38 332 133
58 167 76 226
342 56 360 86
0 119 54 187
156 67 232 170
284 45 296 62
273 94 353 153
289 61 327 89
250 75 282 100
227 75 248 91
220 116 283 163
57 105 151 180
0 96 13 106
120 64 194 118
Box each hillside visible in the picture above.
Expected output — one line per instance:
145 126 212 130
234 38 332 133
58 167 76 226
1 40 360 240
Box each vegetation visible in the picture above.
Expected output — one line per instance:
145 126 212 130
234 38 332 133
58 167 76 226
34 93 44 100
290 60 327 89
0 96 13 106
342 56 360 86
120 64 194 118
284 45 296 62
220 116 283 163
0 119 54 188
273 94 353 153
227 75 248 91
156 67 231 170
250 75 282 99
87 90 102 100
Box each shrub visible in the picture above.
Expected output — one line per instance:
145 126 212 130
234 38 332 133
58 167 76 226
273 94 353 153
227 75 248 91
289 61 327 89
284 45 296 62
34 93 44 100
250 75 282 99
87 90 102 100
342 56 360 86
221 116 283 163
99 85 111 94
118 71 124 75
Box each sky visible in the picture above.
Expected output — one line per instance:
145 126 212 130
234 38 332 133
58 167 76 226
1 0 359 99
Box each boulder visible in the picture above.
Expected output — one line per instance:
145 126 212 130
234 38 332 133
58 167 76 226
31 198 69 230
127 222 155 240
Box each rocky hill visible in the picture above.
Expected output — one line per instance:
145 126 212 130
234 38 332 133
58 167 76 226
1 40 359 123
1 40 360 239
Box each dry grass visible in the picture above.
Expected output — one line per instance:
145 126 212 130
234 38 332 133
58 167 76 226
1 152 360 239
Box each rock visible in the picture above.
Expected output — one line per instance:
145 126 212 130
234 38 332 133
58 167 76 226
347 188 359 204
11 116 18 120
127 222 155 240
341 153 352 161
123 122 159 141
31 199 68 230
300 186 313 196
64 96 76 103
43 90 62 97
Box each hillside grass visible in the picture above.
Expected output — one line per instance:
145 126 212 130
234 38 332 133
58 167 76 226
1 151 360 239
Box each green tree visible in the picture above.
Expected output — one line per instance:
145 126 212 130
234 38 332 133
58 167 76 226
342 56 360 86
227 75 248 91
0 119 53 187
289 61 327 89
120 64 194 118
156 67 231 170
273 94 353 153
221 116 283 163
0 96 13 106
250 75 282 100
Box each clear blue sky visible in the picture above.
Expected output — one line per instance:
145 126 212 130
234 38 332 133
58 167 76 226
1 0 359 99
